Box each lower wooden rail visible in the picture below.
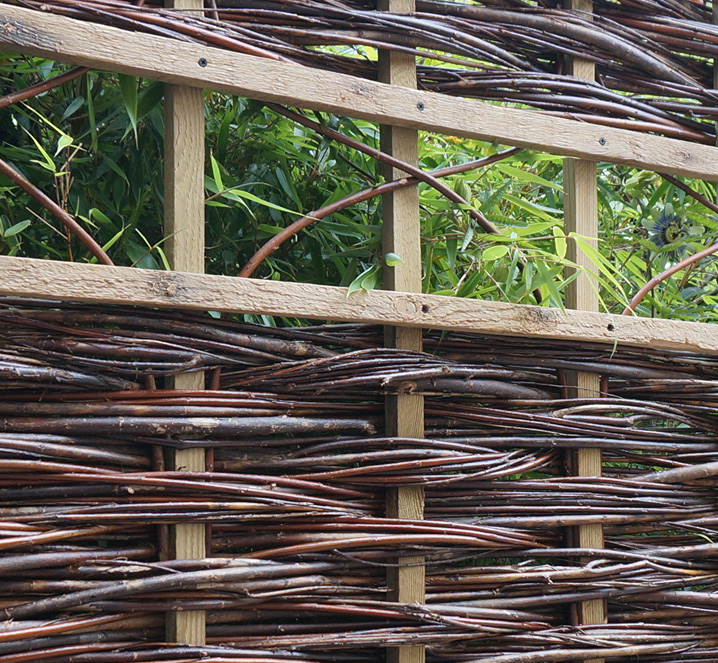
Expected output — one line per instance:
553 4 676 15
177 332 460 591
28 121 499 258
1 256 717 353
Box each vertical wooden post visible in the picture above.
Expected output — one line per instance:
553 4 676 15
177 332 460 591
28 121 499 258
164 0 206 646
378 1 424 662
563 0 606 655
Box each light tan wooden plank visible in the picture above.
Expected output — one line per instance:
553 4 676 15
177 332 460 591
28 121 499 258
164 0 207 642
378 1 424 659
564 160 599 314
1 3 717 179
564 1 605 651
2 257 718 353
164 86 205 275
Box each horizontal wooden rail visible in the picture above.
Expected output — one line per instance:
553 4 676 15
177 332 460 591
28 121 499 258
1 256 717 353
1 4 718 179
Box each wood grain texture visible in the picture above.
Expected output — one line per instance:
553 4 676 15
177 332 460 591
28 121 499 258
564 158 599 312
566 371 604 571
164 85 205 274
564 2 606 651
379 5 425 660
380 127 421 297
1 3 718 179
2 256 718 352
164 7 207 643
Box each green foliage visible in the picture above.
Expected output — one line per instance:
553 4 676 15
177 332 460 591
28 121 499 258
0 58 166 267
2 56 718 322
202 99 382 286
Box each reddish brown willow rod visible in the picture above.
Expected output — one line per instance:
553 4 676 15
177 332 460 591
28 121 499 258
262 103 544 302
2 300 718 662
0 65 111 264
623 240 718 315
617 171 718 315
239 147 521 277
0 66 88 110
4 0 716 143
0 158 113 265
659 172 718 215
265 103 500 235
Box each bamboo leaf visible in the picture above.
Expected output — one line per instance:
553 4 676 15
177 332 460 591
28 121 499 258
210 152 225 193
1 220 31 237
496 163 561 190
482 245 509 262
118 74 139 143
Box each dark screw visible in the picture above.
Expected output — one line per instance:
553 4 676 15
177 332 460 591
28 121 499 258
198 58 208 68
607 323 615 332
417 101 425 111
598 137 607 146
421 304 429 313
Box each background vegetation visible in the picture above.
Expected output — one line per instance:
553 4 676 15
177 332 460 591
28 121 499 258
2 57 718 322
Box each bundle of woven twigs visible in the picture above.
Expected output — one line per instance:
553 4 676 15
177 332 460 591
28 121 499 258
1 299 718 662
4 0 716 143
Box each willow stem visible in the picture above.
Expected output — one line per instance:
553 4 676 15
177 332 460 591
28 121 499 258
622 240 718 315
266 103 500 235
239 148 521 278
0 66 88 110
0 157 113 265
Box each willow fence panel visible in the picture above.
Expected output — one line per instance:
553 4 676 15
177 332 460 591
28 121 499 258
0 299 717 662
1 0 716 143
1 0 718 661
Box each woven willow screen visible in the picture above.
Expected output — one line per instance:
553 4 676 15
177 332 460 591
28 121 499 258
0 0 714 144
0 299 716 662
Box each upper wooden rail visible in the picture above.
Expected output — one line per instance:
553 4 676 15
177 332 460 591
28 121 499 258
2 256 717 353
1 3 718 179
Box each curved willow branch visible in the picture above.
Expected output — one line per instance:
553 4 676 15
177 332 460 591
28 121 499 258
659 172 718 216
239 148 521 278
266 103 500 235
0 66 113 264
0 66 88 110
0 157 113 265
621 172 718 315
622 240 718 315
253 105 543 301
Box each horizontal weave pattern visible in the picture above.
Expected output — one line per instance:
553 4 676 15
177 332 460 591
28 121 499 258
0 299 716 661
2 0 715 143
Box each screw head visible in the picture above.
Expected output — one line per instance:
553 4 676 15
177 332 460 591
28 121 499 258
417 101 425 111
599 137 607 146
198 58 208 68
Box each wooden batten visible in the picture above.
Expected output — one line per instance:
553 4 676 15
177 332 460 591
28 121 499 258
163 0 207 644
2 256 718 353
1 3 718 179
379 0 425 659
563 1 606 658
